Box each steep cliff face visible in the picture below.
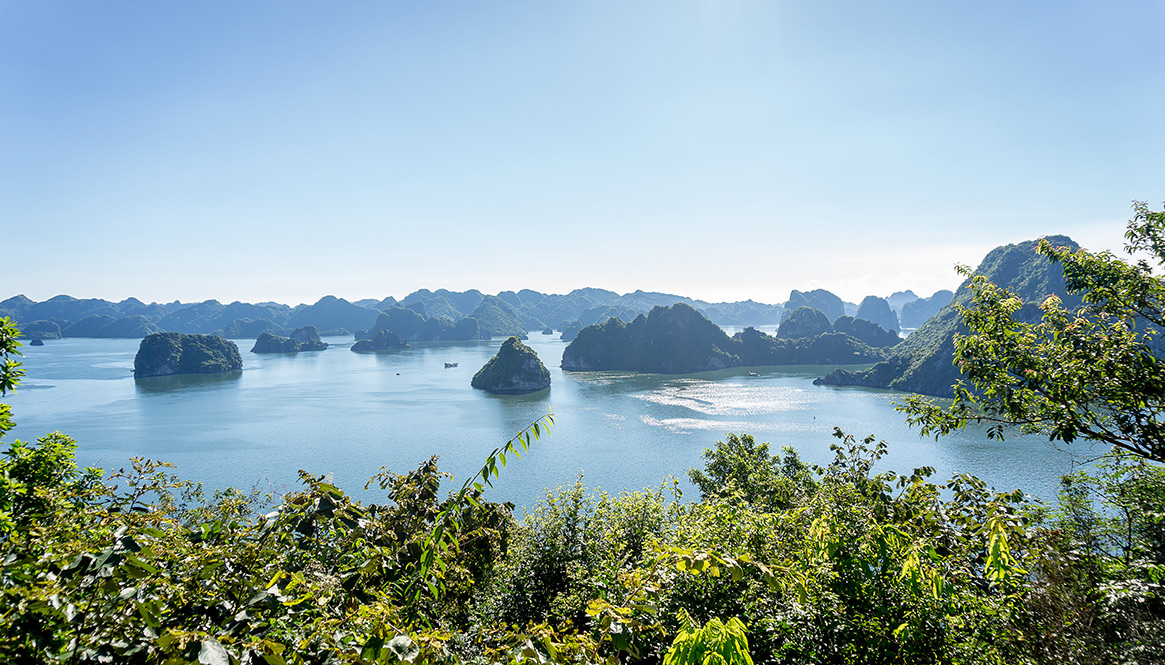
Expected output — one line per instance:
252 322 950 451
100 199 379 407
562 303 738 374
831 316 901 348
776 307 833 339
783 289 844 322
815 236 1082 397
854 296 900 332
289 327 328 350
471 337 551 394
559 320 583 343
133 333 242 378
899 290 954 329
887 290 919 314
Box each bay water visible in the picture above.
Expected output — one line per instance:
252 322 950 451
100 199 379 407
5 332 1089 510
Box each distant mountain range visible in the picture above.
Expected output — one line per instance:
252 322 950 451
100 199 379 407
2 235 1098 401
0 287 949 341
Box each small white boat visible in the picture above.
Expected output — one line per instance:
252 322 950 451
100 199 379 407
748 372 759 377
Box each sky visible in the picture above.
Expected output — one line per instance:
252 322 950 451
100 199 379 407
3 1 1164 307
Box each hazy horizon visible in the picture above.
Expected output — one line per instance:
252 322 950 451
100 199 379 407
6 280 959 311
4 2 1161 305
2 223 1131 308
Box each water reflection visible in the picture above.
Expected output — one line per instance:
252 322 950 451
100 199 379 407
481 387 551 402
479 384 554 446
134 371 242 394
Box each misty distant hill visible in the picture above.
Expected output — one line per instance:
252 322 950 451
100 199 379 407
899 290 955 329
1 282 960 342
356 307 482 342
393 287 789 332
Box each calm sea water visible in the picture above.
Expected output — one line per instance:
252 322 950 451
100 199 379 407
5 332 1092 509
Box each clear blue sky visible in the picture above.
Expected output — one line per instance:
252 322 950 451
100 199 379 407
3 1 1163 306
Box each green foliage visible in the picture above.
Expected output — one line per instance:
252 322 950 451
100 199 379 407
477 477 681 632
0 317 23 438
1 415 1158 663
475 428 1048 664
0 432 101 536
901 202 1165 461
687 433 813 512
1054 450 1165 567
0 418 552 664
663 614 754 665
1020 450 1165 663
0 333 557 663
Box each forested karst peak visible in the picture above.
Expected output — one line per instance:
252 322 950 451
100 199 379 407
816 235 1084 396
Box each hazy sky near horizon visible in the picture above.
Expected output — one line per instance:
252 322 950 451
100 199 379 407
4 1 1163 307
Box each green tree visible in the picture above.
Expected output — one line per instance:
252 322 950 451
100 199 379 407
663 613 754 665
0 317 23 439
687 433 814 512
901 201 1165 462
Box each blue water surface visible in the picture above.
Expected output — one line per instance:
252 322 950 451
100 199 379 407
6 333 1093 510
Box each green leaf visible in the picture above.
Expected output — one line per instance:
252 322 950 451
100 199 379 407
198 638 230 665
388 634 420 662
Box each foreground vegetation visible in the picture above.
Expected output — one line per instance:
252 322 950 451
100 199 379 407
1 407 1162 664
2 204 1164 663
